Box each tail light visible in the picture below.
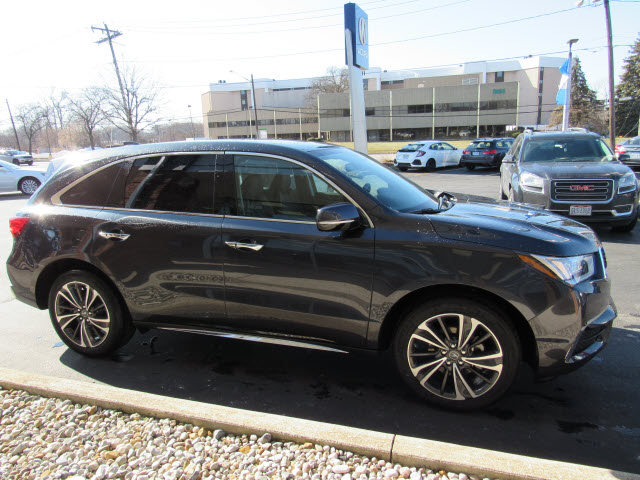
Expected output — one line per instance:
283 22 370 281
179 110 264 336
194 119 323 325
615 145 626 154
416 151 426 157
463 150 470 154
9 217 29 237
483 149 498 155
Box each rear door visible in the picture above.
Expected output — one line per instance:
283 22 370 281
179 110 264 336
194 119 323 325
218 153 375 347
94 153 226 327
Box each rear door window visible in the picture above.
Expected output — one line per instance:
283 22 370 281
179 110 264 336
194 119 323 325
127 155 216 214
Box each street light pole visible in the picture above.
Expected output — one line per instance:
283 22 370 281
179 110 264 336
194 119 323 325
603 0 616 147
563 39 579 132
230 70 259 139
187 104 196 139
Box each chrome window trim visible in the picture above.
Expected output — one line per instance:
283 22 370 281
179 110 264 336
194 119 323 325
228 151 374 228
50 150 374 229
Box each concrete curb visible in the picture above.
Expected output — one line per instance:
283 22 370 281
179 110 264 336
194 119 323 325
0 368 637 480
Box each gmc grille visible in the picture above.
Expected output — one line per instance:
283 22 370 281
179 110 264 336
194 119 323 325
551 179 613 202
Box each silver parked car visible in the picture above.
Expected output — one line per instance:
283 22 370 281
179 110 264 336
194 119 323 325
0 149 34 166
0 160 47 195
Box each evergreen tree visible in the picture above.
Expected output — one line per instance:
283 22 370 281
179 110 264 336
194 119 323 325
615 36 640 137
549 57 604 132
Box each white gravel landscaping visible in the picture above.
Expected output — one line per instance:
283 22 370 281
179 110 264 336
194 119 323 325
0 387 493 480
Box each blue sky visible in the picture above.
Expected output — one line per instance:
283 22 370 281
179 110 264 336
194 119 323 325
2 0 639 129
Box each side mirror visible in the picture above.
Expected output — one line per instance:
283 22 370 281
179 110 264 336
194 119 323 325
316 203 361 232
502 155 514 164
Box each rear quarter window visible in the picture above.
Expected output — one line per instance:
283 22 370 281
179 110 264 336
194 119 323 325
58 162 127 207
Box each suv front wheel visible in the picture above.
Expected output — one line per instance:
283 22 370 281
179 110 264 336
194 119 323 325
393 298 521 410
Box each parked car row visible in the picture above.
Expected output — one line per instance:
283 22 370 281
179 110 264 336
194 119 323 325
394 137 514 172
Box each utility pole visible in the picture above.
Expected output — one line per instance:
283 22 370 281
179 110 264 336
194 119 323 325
92 24 131 136
250 74 259 138
562 39 579 132
603 0 616 148
5 99 21 150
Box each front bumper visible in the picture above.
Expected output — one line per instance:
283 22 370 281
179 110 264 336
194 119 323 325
520 187 638 226
529 255 615 376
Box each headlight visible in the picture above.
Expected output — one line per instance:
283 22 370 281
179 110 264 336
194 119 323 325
618 172 638 194
520 172 544 193
519 253 596 285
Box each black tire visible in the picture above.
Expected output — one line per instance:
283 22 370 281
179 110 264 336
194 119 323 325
12 159 19 165
27 161 33 166
48 270 133 357
425 159 436 172
18 177 41 196
466 165 476 171
393 298 521 410
397 166 409 172
499 181 507 200
612 213 637 233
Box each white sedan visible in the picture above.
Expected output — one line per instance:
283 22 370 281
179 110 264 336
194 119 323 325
394 141 462 172
0 160 47 195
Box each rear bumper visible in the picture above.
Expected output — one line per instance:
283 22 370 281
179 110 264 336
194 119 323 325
460 154 500 166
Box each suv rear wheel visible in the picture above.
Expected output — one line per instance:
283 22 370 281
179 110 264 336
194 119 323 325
48 270 133 356
393 298 521 410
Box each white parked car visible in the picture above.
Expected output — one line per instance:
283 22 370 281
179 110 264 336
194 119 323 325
394 141 462 172
0 160 47 195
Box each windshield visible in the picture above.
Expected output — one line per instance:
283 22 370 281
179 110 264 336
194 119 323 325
522 137 614 163
629 137 640 146
469 141 493 150
315 147 439 213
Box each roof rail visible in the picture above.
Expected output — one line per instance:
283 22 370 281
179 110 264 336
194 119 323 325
566 127 589 133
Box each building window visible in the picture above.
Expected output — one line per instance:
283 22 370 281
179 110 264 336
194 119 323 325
495 71 504 83
240 90 248 110
462 77 479 85
365 107 375 116
407 104 433 114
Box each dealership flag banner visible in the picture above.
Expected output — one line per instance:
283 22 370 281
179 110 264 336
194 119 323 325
556 59 571 105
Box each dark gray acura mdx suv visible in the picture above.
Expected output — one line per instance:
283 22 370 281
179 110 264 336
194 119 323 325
7 140 615 410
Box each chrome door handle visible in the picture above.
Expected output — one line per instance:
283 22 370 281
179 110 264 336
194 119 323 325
99 231 131 241
225 241 263 252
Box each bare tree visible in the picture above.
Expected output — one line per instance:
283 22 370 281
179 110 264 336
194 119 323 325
103 66 161 142
307 67 350 104
67 88 107 149
15 104 45 154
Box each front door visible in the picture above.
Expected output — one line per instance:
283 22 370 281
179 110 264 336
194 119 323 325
218 153 375 348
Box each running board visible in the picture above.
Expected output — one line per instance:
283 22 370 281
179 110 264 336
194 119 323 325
156 327 348 353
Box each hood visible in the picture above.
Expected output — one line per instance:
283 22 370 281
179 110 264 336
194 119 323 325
428 200 600 256
521 161 631 180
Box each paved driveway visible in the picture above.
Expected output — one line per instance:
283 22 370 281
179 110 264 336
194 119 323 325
0 169 639 474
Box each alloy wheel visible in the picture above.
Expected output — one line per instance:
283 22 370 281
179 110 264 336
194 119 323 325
20 179 40 195
54 281 111 348
406 313 503 401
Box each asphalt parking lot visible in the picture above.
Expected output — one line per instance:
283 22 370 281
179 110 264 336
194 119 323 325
0 166 639 474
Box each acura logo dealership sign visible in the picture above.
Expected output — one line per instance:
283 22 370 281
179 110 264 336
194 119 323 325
358 17 367 46
344 3 369 70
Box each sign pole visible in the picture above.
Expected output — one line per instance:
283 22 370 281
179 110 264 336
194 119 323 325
345 31 367 154
344 3 369 154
